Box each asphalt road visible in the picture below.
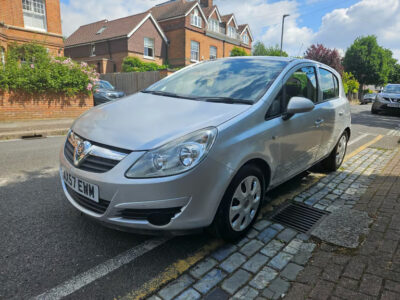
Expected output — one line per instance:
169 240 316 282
1 104 399 300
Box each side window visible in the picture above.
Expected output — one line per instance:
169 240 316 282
266 66 317 119
320 68 339 100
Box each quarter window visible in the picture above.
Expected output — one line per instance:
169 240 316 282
320 68 339 100
144 38 155 58
190 9 202 28
266 66 318 118
191 41 200 62
210 46 217 60
22 0 47 31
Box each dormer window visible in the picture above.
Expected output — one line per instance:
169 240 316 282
22 0 47 31
242 33 249 45
208 19 219 32
191 9 202 28
228 26 236 39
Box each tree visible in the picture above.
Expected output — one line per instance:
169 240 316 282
389 63 400 83
304 44 343 74
252 41 288 57
230 47 249 57
343 36 393 98
342 72 360 97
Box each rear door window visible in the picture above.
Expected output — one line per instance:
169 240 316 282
320 68 339 101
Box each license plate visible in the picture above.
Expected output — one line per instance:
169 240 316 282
63 169 99 203
388 103 400 108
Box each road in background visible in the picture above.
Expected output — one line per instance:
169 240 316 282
1 104 398 299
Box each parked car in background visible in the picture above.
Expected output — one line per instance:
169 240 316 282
372 84 400 114
60 57 351 241
93 80 125 106
361 93 376 104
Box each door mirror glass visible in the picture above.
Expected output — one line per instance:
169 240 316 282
286 96 314 115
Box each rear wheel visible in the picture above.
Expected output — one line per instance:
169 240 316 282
320 132 348 172
209 164 265 241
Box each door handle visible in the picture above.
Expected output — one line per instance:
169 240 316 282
315 119 324 127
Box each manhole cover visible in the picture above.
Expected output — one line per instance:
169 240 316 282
271 202 329 233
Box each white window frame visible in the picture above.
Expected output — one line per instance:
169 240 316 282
210 46 217 60
191 41 200 62
208 19 219 32
190 9 202 28
90 44 96 57
0 47 5 66
242 33 249 45
22 0 47 31
144 37 155 59
228 26 236 38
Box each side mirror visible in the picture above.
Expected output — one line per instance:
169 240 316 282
283 97 314 120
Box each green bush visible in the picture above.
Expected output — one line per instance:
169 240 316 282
122 57 167 72
230 47 249 57
0 43 99 96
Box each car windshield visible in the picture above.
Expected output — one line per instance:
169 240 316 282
144 58 288 103
99 81 115 90
383 85 400 93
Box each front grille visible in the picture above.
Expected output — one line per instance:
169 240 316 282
118 207 182 226
64 138 121 173
66 185 110 214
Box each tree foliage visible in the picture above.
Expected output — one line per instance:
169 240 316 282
0 43 98 95
230 47 249 57
342 72 360 95
122 57 167 72
304 44 343 74
389 63 400 83
343 36 392 86
252 42 288 57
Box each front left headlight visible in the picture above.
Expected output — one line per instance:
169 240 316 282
126 127 218 178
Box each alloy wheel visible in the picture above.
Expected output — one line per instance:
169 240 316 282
336 135 347 166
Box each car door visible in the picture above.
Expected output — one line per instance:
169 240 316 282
314 67 344 160
265 64 324 185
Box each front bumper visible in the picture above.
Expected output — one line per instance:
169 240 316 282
59 147 234 232
372 100 400 112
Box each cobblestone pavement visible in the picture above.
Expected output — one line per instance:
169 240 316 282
147 145 398 300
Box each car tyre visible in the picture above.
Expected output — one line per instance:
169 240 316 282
320 132 348 172
371 107 378 114
209 164 265 241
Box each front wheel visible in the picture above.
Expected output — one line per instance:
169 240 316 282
320 132 348 172
209 164 265 241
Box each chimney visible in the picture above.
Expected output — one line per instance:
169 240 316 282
200 0 213 7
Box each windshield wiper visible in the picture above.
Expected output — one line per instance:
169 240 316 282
196 97 254 105
141 90 195 99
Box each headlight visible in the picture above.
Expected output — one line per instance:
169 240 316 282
126 127 218 178
376 94 385 102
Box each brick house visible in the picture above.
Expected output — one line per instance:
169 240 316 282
0 0 64 62
148 0 253 67
64 13 169 74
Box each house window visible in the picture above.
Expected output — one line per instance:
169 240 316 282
90 44 96 56
210 46 217 60
0 47 5 65
228 26 236 38
190 9 202 28
242 33 249 45
144 38 155 58
208 19 219 32
96 26 107 35
22 0 47 31
191 41 200 62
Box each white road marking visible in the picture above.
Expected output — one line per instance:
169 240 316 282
33 237 170 300
348 133 369 146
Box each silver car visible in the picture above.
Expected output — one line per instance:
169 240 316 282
372 84 400 114
60 57 351 240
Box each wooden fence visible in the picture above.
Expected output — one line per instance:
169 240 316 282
100 71 161 95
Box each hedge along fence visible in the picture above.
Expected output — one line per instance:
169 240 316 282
0 43 98 121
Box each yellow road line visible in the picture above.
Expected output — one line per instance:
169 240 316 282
121 135 384 300
344 134 384 162
121 239 224 300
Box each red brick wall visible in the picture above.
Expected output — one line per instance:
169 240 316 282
0 91 93 121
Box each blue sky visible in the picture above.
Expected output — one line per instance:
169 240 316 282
60 0 400 59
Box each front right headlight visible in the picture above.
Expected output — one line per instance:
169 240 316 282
125 127 217 178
